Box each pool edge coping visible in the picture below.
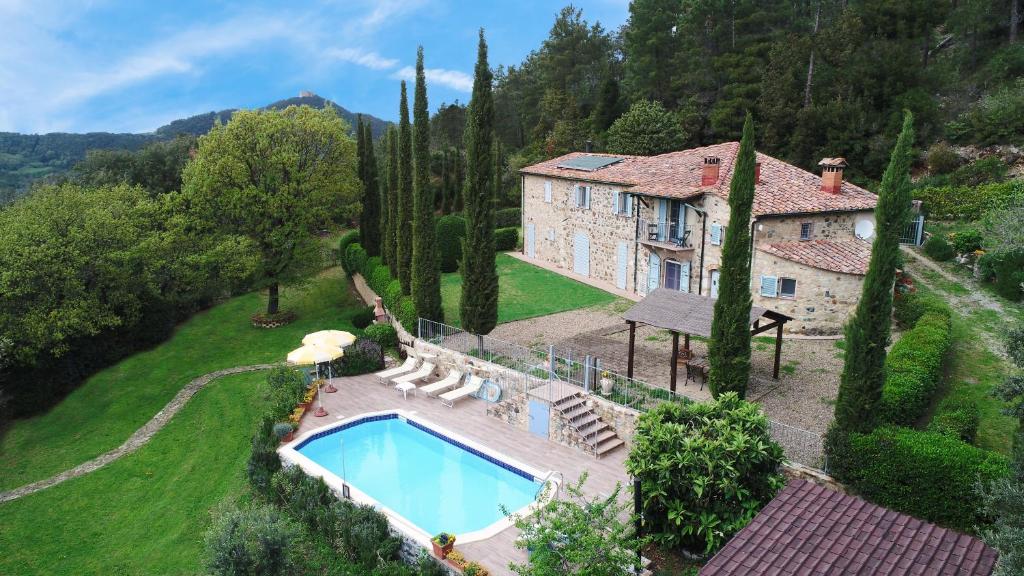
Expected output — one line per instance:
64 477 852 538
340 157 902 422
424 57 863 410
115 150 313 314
277 408 560 547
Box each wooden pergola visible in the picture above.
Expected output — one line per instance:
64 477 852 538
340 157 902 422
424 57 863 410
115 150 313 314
622 289 793 392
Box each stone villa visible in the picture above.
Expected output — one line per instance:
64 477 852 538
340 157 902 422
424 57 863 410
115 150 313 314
519 143 879 334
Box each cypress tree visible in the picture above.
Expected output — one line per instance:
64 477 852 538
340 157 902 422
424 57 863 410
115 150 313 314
411 47 443 322
361 122 382 257
384 125 399 276
356 115 367 241
397 82 414 295
708 112 756 399
460 29 499 339
833 112 914 433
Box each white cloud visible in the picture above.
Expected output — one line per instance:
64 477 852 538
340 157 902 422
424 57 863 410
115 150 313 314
353 0 427 32
393 66 473 92
325 47 397 70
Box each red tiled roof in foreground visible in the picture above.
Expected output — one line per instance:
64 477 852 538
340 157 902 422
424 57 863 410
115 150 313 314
759 239 872 275
519 143 878 217
700 480 998 576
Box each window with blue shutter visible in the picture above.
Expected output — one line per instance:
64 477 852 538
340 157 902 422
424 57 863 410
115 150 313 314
710 223 723 245
612 191 620 214
760 275 778 297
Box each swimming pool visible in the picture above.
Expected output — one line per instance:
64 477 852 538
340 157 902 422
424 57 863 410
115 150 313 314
279 411 554 544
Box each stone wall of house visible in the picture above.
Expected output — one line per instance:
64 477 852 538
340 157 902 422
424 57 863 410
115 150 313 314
522 174 638 292
750 252 864 335
756 211 874 242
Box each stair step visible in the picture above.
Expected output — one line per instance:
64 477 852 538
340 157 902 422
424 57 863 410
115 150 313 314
596 438 625 456
554 394 584 409
561 403 591 420
578 420 608 438
572 412 599 427
590 429 618 445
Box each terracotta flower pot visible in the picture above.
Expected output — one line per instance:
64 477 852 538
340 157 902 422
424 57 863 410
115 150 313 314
432 541 453 559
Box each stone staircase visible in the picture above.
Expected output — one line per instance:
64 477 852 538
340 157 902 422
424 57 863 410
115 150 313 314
552 392 624 457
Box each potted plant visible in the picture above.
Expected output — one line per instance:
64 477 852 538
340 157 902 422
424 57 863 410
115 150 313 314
600 370 614 395
273 422 295 443
431 532 455 559
445 550 466 570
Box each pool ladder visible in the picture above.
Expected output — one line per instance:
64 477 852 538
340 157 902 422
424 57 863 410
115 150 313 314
537 470 563 500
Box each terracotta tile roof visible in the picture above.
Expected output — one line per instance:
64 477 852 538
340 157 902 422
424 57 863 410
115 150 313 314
519 143 878 217
758 239 872 275
701 479 999 576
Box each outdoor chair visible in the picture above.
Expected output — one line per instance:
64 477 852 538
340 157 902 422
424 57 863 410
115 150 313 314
439 374 484 408
374 356 418 385
419 369 464 397
685 362 707 390
391 362 435 387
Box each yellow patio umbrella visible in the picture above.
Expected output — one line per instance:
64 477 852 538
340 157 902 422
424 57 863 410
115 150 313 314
286 343 342 417
302 330 357 349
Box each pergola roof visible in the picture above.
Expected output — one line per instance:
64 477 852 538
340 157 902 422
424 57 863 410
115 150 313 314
622 288 790 338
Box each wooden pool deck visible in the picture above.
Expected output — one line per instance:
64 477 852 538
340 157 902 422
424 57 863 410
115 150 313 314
295 373 630 576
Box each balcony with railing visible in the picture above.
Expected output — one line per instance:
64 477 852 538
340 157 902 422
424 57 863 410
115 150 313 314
638 219 695 251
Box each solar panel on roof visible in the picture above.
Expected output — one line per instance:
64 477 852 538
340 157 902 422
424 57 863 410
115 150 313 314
556 156 624 171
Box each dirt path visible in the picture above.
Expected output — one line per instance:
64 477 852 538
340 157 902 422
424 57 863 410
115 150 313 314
0 363 277 504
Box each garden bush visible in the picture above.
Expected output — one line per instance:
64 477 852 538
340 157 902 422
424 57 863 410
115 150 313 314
880 302 952 425
913 179 1024 220
950 157 1009 187
832 426 1008 532
397 296 417 333
361 256 383 285
436 214 467 273
266 366 307 421
205 502 298 576
495 227 518 252
363 323 397 349
370 265 393 297
922 235 955 261
351 305 375 329
344 243 368 278
338 231 360 275
926 142 960 175
333 499 403 568
247 417 282 500
271 466 338 535
334 339 384 376
495 207 521 228
950 228 983 254
978 249 1024 301
625 393 785 554
384 279 403 313
927 400 980 444
948 79 1024 147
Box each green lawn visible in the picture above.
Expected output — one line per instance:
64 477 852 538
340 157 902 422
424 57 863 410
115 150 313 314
0 370 269 575
440 253 618 327
0 269 360 491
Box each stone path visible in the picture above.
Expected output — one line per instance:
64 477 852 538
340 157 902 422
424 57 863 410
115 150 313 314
0 363 277 504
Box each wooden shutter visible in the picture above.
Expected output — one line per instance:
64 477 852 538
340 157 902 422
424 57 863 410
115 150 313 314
760 275 778 297
585 186 592 209
648 252 661 292
710 223 722 245
612 191 620 215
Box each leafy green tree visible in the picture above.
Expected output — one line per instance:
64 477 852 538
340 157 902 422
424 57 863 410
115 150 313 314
708 113 757 398
384 126 399 276
397 82 414 295
626 393 785 554
509 474 649 576
461 30 499 339
360 122 382 257
591 76 623 133
623 0 681 105
832 112 914 434
181 106 359 316
72 135 197 195
606 100 685 156
411 47 443 323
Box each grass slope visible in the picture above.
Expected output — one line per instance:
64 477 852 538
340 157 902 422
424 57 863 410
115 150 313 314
0 371 269 575
0 269 358 491
440 254 617 327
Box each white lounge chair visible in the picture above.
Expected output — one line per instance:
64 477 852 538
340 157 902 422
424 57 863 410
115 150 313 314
439 374 484 408
419 369 464 397
375 356 418 385
392 362 435 387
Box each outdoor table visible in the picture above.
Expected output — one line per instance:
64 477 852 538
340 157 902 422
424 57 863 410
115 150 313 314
395 381 417 399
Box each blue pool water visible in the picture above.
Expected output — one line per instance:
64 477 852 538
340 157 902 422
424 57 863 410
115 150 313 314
296 416 541 536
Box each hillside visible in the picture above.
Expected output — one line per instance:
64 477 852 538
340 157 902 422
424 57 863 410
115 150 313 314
0 94 389 202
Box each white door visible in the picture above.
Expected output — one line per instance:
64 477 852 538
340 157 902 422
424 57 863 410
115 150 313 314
680 261 691 293
647 252 661 293
573 232 590 277
710 269 720 298
526 224 536 258
616 241 628 290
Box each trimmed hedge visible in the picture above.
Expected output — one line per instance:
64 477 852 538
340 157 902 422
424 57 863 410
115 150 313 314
495 207 521 228
397 297 417 334
344 243 368 278
880 300 952 426
436 214 466 273
836 426 1008 532
363 323 397 349
338 231 360 275
333 340 384 376
351 306 375 329
495 227 518 252
928 400 980 444
383 279 403 314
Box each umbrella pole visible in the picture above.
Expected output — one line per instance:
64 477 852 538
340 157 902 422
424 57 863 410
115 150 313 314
325 357 338 393
314 361 328 417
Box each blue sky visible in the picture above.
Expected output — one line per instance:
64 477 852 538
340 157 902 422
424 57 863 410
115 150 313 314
0 0 629 134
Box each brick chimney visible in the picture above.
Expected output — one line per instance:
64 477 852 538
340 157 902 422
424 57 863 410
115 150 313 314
754 161 762 185
702 156 721 186
818 158 848 194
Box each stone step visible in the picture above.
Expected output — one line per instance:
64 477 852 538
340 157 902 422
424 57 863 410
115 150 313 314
578 420 608 439
553 393 584 408
573 415 601 433
596 437 625 457
554 397 586 413
561 404 591 421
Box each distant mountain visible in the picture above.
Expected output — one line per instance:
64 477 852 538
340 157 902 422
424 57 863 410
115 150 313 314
0 93 390 202
154 94 389 139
